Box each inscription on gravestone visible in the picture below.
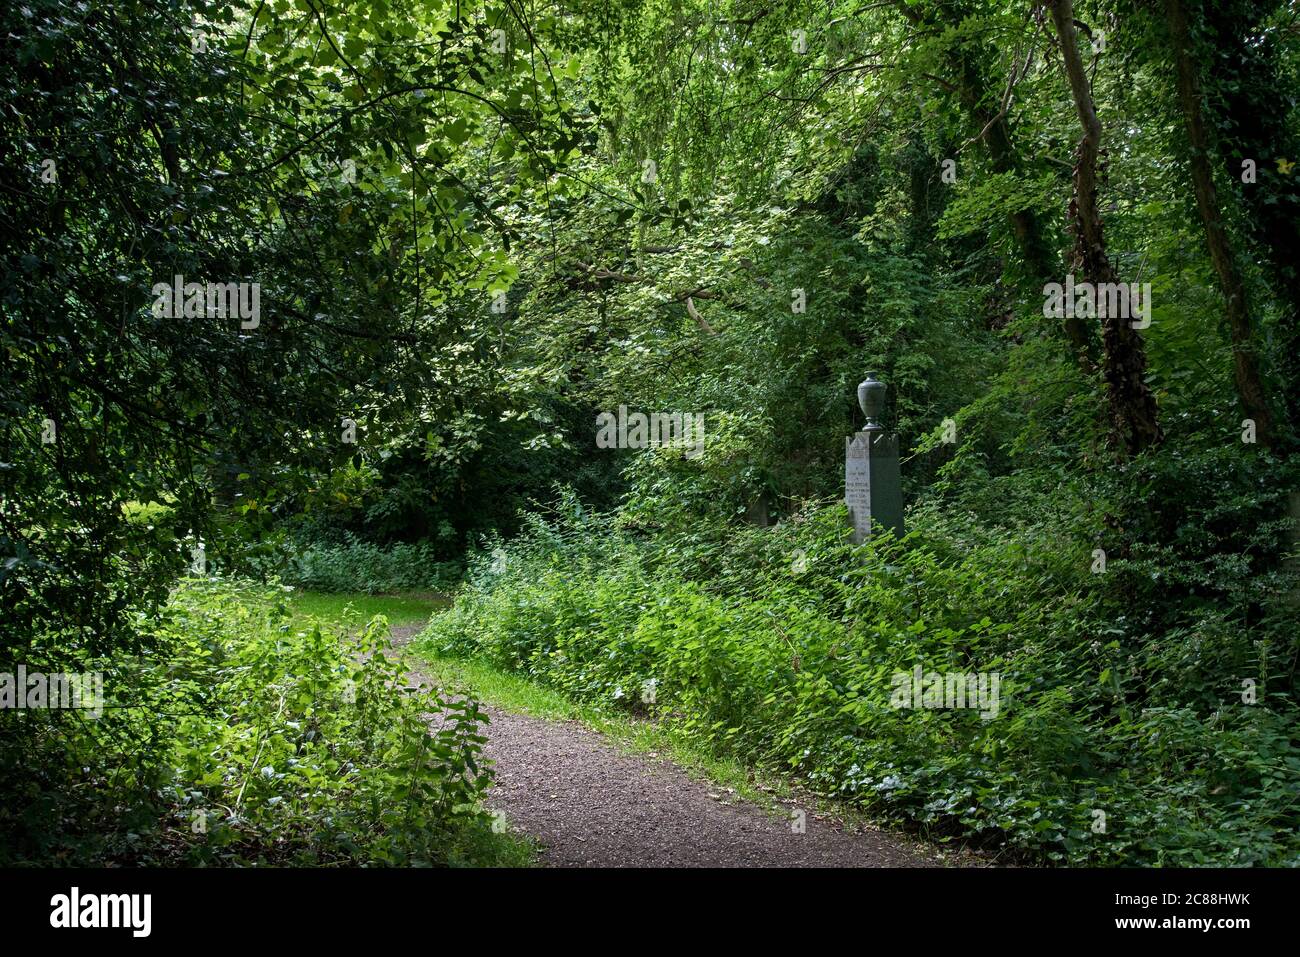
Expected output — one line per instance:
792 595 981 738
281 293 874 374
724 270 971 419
845 374 904 544
845 434 872 540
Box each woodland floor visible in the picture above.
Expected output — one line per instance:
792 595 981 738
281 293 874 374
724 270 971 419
388 622 973 868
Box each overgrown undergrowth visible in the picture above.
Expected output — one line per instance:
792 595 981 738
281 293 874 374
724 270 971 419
419 500 1300 867
1 580 521 867
283 539 462 595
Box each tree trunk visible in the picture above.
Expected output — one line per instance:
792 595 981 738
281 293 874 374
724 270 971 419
895 1 1094 364
1164 0 1278 448
1046 0 1162 456
1202 1 1300 432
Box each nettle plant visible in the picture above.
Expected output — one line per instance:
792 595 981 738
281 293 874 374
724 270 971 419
422 490 1300 866
1 579 496 866
166 586 494 866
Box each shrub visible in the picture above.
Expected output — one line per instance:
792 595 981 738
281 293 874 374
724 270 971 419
284 540 462 594
1 579 501 866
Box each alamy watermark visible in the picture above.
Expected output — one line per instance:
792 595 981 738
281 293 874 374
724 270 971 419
50 887 150 937
890 665 1001 720
1042 274 1151 329
151 274 260 329
596 405 704 458
1 666 103 718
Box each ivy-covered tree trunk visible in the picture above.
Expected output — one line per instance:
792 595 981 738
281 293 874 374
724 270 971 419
1046 0 1162 456
1203 0 1300 434
1165 0 1280 449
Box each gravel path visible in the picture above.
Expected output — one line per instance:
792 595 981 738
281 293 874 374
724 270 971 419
475 705 946 867
391 625 956 868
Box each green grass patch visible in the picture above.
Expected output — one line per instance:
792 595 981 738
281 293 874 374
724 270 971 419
282 588 449 629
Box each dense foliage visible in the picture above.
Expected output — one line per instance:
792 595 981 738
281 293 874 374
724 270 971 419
284 539 461 593
423 493 1300 865
1 581 502 865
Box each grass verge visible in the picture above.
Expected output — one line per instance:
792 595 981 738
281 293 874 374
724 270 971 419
282 588 449 629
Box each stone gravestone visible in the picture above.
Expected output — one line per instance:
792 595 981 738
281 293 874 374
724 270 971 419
845 374 904 544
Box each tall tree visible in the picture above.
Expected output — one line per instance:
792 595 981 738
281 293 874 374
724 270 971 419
894 0 1093 364
1045 0 1162 456
1164 0 1280 448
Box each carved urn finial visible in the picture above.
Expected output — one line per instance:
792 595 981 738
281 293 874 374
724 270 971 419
858 374 886 431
